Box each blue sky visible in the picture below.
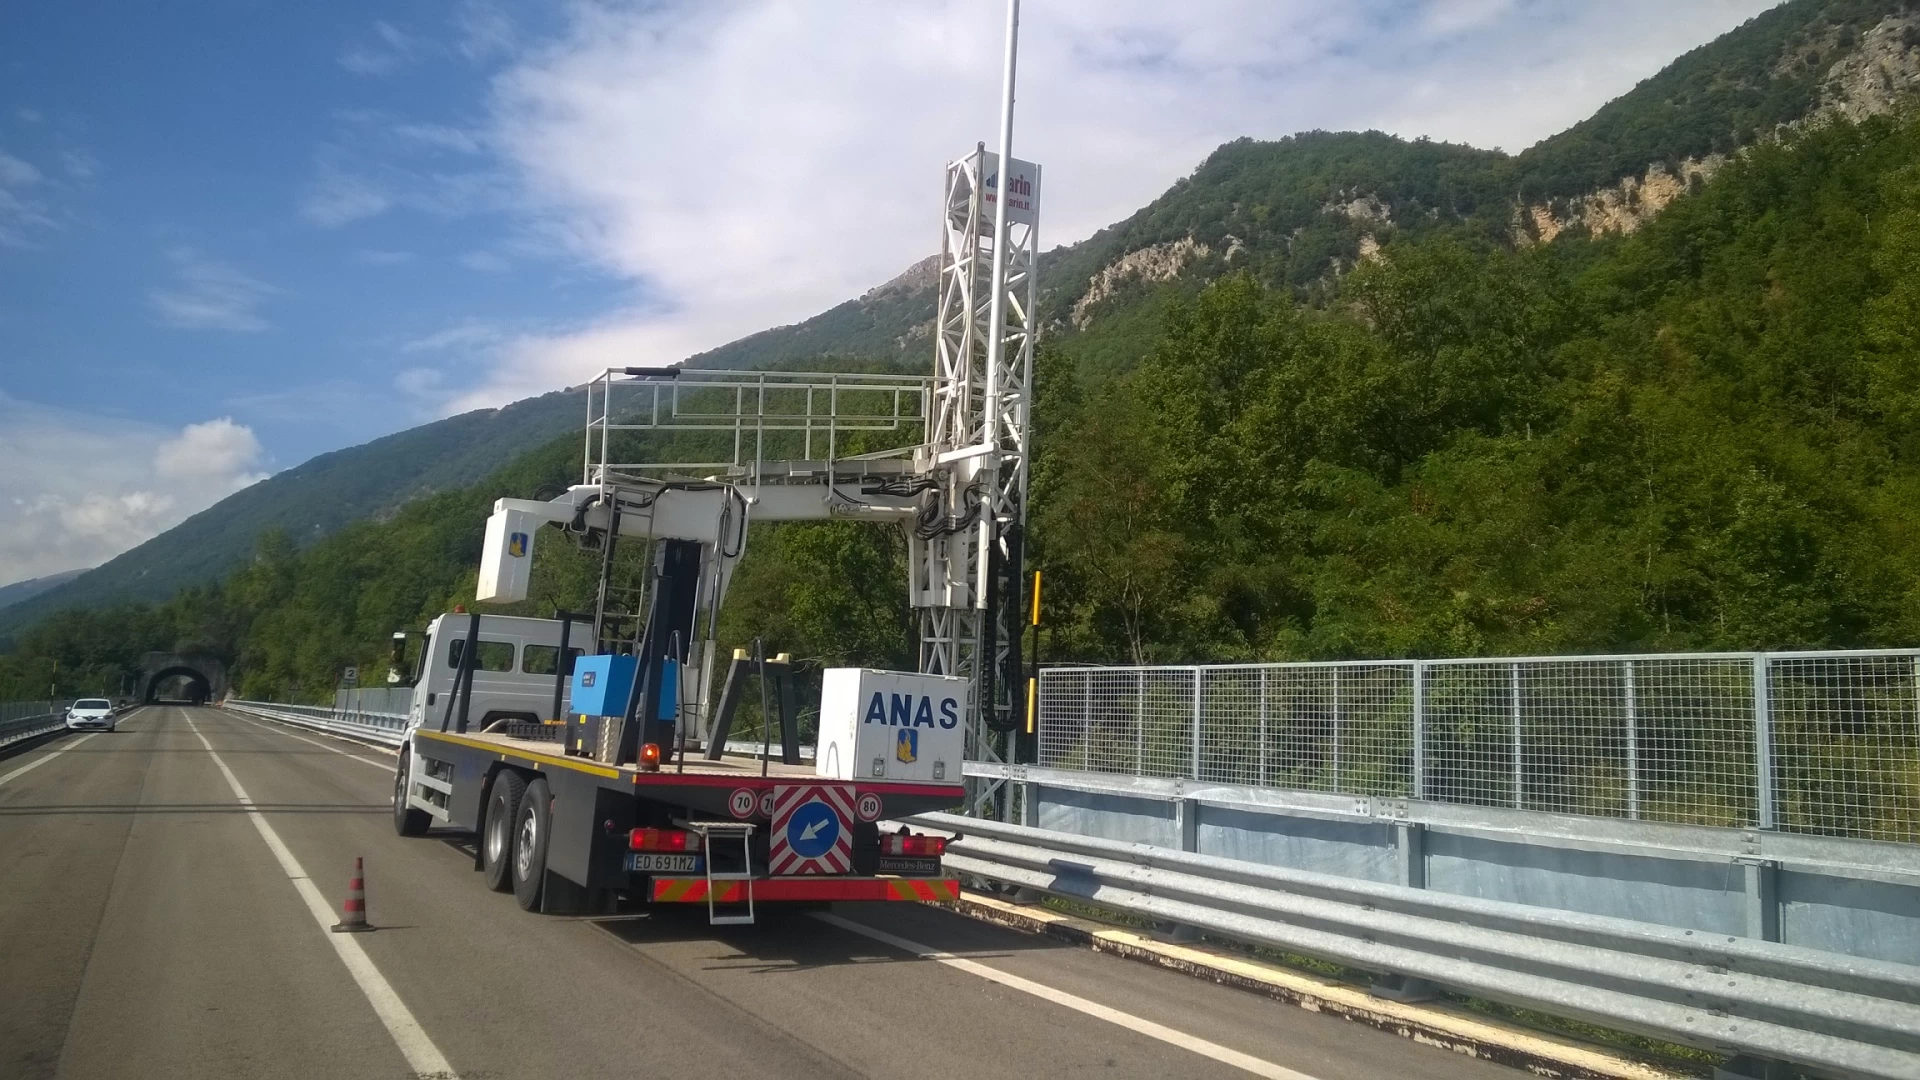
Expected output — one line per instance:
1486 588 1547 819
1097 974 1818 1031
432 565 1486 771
1 2 616 456
0 0 1779 586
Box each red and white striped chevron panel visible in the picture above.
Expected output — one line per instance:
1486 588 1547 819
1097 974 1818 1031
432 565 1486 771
768 784 855 875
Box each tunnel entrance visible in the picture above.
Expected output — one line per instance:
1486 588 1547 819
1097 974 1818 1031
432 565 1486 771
136 651 230 706
145 666 212 705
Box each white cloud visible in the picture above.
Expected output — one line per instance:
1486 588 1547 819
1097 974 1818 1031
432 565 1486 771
455 0 517 61
353 248 415 265
459 249 509 272
394 366 448 402
60 149 97 181
155 417 266 481
1420 0 1522 37
402 318 511 354
0 396 269 587
0 147 55 248
148 247 278 333
297 127 508 228
394 122 484 154
340 20 417 76
299 158 393 226
405 0 1774 411
0 151 40 187
15 108 43 124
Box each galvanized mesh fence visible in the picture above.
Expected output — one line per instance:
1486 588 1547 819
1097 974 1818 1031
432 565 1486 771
332 686 414 718
1036 650 1920 845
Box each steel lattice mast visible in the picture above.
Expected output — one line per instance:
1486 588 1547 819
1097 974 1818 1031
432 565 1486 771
911 0 1038 812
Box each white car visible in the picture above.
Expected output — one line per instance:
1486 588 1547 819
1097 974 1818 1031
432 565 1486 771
66 698 116 732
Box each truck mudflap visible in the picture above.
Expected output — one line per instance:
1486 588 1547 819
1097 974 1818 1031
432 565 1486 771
651 877 960 904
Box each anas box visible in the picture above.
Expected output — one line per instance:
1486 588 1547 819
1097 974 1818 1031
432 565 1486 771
816 668 967 783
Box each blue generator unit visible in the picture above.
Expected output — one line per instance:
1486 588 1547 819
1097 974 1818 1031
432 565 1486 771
570 655 636 718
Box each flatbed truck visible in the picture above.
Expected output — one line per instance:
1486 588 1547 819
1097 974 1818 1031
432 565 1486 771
381 365 993 923
390 611 963 922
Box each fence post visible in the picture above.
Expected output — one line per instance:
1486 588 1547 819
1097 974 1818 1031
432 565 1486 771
1190 667 1204 781
1624 660 1639 820
1753 654 1775 830
1411 660 1427 800
1257 668 1269 785
1134 670 1145 775
1081 673 1092 768
1331 667 1342 792
1510 662 1523 810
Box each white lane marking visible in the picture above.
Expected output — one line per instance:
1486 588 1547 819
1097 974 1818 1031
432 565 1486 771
0 732 100 789
226 711 394 770
814 913 1323 1080
183 713 453 1077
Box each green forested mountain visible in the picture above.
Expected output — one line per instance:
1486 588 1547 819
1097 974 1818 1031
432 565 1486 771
1038 113 1920 660
9 0 1920 700
0 569 86 615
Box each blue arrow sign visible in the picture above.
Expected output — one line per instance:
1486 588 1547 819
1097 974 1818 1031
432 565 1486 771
786 799 841 861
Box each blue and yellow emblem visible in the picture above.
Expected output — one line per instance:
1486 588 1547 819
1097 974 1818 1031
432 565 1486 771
895 728 919 763
507 531 529 558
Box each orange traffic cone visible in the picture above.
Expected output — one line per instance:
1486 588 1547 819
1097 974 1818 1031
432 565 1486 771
331 856 373 933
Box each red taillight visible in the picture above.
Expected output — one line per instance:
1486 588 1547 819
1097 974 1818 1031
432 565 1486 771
880 833 945 857
629 827 691 852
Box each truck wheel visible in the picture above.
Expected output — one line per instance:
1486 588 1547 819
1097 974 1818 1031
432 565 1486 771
392 748 431 837
483 770 527 892
512 777 551 912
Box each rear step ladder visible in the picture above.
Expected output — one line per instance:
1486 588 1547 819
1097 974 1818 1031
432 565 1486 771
684 821 756 926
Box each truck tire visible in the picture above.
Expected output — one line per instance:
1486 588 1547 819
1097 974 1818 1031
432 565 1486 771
483 770 527 892
392 747 431 837
512 776 551 912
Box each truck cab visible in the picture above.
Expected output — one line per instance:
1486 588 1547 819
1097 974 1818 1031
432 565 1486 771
406 613 584 733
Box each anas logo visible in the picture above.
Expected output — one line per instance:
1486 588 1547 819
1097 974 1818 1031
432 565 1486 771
863 691 961 730
895 728 919 763
507 532 529 558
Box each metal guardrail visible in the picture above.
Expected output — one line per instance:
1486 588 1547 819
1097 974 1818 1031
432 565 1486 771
1039 649 1920 845
226 700 407 747
0 706 66 750
0 698 67 724
913 811 1920 1080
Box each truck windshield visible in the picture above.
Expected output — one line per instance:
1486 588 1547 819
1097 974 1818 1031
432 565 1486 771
448 639 515 672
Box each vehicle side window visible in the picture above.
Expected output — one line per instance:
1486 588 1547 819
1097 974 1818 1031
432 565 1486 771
447 639 515 672
521 645 585 676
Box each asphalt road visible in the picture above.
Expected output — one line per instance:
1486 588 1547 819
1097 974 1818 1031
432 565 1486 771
0 706 1530 1080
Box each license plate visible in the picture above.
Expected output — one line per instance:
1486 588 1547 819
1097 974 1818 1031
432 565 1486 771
877 856 941 876
625 853 703 873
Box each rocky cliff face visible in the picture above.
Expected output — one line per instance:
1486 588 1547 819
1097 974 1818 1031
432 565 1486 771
1515 12 1920 245
1517 156 1725 244
1816 11 1920 123
1071 236 1213 329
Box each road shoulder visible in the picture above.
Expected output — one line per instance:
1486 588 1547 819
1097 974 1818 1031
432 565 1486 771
952 890 1692 1080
